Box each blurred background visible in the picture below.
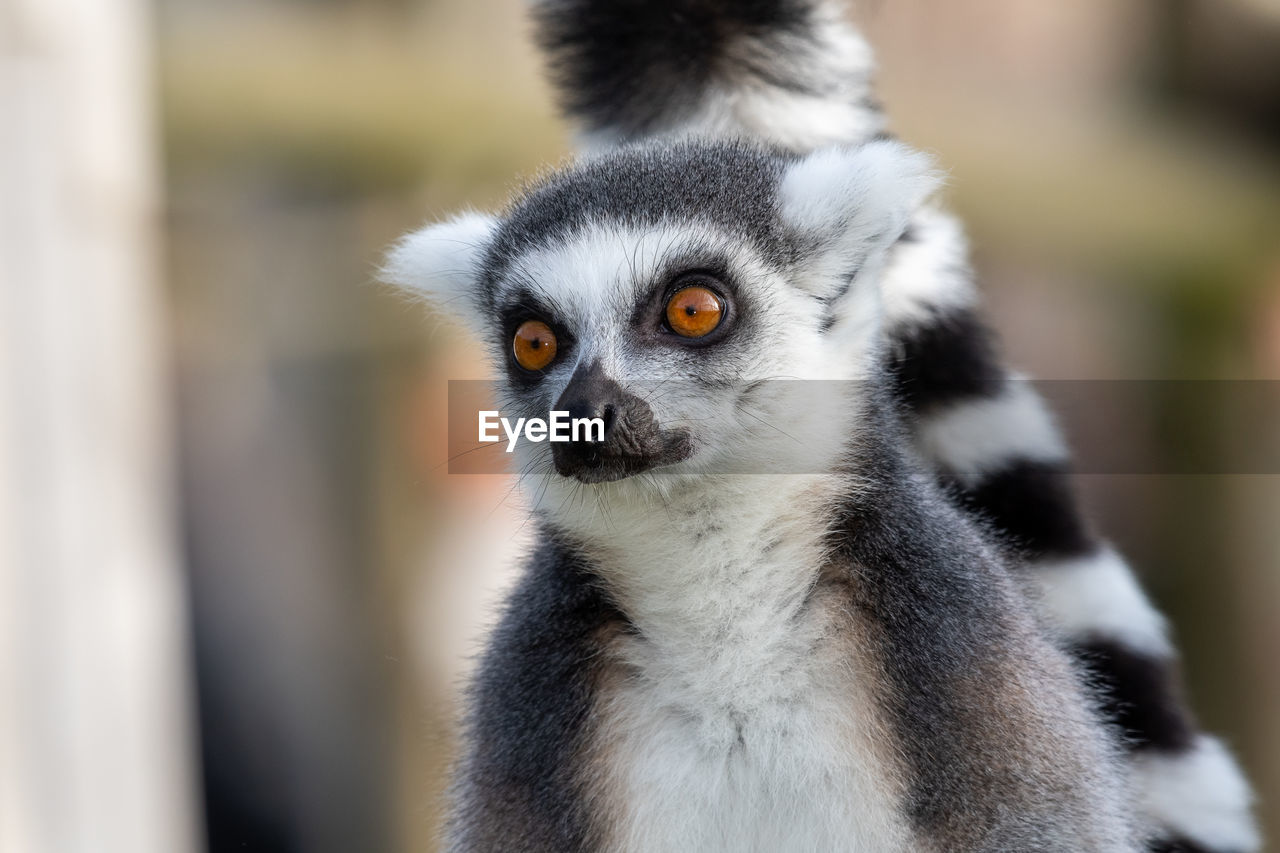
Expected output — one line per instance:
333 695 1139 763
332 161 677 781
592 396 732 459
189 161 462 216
2 0 1278 850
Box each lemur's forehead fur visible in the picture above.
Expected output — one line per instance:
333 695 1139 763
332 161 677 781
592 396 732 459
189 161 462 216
481 140 795 288
475 141 802 395
388 136 939 361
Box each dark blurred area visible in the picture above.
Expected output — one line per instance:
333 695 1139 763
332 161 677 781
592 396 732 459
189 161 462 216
4 1 1276 851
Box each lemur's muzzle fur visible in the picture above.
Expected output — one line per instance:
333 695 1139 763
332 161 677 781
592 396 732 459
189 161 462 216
552 362 691 483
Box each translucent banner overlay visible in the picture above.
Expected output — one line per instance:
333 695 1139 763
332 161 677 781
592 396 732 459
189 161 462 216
444 380 1280 475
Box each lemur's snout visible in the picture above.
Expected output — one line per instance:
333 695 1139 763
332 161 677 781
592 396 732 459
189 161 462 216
554 363 623 469
551 363 691 483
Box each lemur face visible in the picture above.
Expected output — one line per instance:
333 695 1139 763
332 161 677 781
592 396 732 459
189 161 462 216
385 139 936 488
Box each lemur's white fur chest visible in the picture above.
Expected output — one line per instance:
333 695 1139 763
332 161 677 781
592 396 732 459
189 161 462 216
547 476 913 853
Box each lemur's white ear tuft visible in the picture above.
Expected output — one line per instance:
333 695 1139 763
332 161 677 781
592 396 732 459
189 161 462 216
381 211 498 316
779 141 942 296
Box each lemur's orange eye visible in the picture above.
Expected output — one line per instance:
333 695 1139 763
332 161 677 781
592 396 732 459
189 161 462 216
665 286 723 338
513 320 558 371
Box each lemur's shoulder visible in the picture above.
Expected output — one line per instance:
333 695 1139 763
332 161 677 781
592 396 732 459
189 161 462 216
828 413 1138 851
448 534 623 852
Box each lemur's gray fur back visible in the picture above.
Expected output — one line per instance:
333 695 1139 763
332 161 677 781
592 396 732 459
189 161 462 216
532 2 1259 852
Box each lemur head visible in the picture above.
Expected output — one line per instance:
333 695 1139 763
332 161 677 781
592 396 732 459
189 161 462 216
385 138 936 497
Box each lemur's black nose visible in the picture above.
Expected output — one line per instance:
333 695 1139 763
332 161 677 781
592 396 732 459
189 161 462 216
549 362 694 483
562 399 617 445
552 363 626 474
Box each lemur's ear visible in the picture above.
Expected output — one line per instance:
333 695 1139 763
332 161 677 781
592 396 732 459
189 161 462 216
381 211 498 325
779 141 941 298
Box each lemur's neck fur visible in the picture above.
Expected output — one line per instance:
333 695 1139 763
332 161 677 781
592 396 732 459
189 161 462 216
542 467 920 852
559 473 841 641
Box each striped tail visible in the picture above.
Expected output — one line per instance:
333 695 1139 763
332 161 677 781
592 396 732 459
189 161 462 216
531 2 1260 851
532 0 885 150
884 275 1260 853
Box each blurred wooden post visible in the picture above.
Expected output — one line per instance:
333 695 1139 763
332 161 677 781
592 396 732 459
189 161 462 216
0 0 200 851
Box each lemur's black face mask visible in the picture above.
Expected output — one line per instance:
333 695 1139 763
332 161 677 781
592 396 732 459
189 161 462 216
550 362 692 484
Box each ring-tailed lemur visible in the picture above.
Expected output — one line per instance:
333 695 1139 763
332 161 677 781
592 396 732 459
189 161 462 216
529 2 1259 852
387 138 1139 851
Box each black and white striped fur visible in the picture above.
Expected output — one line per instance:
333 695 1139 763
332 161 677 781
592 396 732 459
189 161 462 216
387 138 1138 851
530 2 1258 851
